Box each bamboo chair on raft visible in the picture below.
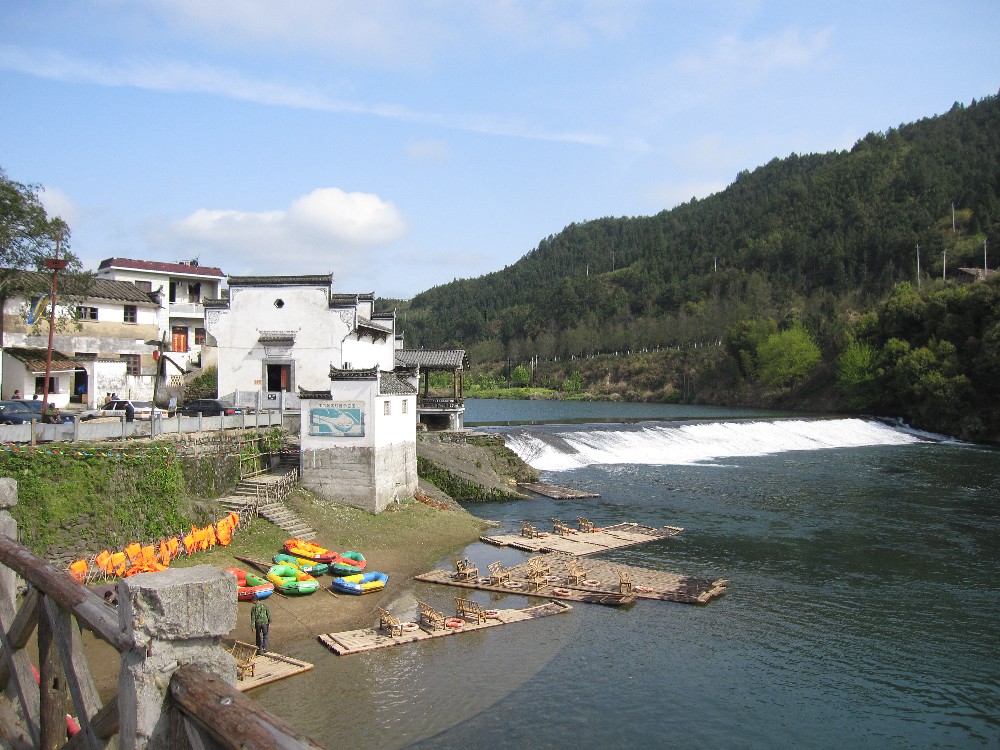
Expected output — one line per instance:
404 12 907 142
229 641 258 680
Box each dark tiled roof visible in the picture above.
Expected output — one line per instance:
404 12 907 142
4 347 79 372
380 371 416 395
357 317 393 335
330 294 359 307
395 349 466 369
228 274 332 287
86 279 159 304
298 389 332 399
98 257 224 278
258 330 296 343
371 311 395 320
0 270 157 304
329 366 378 380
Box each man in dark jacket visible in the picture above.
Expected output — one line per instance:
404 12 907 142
251 599 272 653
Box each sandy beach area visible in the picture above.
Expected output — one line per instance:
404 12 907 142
83 489 489 698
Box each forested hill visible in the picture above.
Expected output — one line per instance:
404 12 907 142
396 93 1000 363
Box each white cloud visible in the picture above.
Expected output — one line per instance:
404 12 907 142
38 186 80 226
405 138 451 161
170 188 407 273
0 43 608 146
675 27 833 86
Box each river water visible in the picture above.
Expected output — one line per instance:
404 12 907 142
256 401 1000 748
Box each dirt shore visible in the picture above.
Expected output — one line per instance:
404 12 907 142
83 488 490 698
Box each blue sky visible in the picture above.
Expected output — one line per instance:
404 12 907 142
2 1 998 299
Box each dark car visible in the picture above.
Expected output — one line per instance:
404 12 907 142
19 399 75 422
0 401 42 424
177 399 244 417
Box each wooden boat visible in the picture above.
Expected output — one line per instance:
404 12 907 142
330 571 388 595
266 564 319 595
273 553 329 575
329 551 366 575
225 567 275 601
283 538 337 564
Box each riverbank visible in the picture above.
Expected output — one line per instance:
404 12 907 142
80 432 543 698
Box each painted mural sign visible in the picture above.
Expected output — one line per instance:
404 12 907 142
309 402 365 437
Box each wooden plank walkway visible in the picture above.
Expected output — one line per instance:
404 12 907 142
481 521 683 556
232 650 314 692
517 482 600 499
415 552 727 605
317 600 573 655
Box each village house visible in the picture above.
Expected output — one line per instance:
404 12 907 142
203 274 417 512
96 257 225 373
0 271 162 407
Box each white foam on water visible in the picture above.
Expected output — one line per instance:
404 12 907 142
503 418 930 472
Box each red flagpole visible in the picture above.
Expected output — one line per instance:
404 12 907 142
41 236 68 413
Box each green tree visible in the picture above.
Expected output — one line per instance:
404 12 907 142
184 366 218 400
756 326 822 387
0 168 76 289
510 364 531 387
837 340 880 409
725 318 777 377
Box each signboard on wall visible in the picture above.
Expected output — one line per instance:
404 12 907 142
309 402 365 437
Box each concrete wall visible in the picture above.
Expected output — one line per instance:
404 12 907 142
300 387 417 513
299 440 416 514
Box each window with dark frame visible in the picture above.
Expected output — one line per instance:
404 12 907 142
123 305 137 323
76 306 98 321
188 282 201 303
134 280 152 292
195 327 206 345
122 353 141 375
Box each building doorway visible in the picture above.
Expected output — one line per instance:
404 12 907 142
171 326 189 353
266 363 291 392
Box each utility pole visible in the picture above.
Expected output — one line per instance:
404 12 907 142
916 243 921 289
41 235 68 415
952 202 956 232
985 238 989 275
942 248 947 281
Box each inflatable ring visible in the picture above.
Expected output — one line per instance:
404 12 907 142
537 532 550 537
401 622 419 632
583 579 601 587
502 581 524 589
551 588 572 596
545 575 561 582
478 577 492 585
484 609 499 618
445 617 465 629
635 585 655 594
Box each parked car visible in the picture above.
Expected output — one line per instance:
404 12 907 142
177 399 244 417
83 399 169 421
0 401 42 424
18 399 76 422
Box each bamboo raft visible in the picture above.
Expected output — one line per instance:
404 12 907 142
317 600 573 655
481 521 683 556
415 552 727 605
517 482 600 499
233 650 315 692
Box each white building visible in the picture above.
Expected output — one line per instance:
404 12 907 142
1 271 162 406
204 274 416 513
96 258 225 372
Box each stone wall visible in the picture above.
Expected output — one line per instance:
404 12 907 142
300 440 416 513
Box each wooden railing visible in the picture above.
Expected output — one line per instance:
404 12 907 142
0 479 326 750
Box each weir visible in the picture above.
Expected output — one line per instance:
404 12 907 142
0 478 326 750
503 417 928 470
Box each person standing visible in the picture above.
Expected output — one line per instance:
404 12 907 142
251 598 272 653
11 390 20 399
